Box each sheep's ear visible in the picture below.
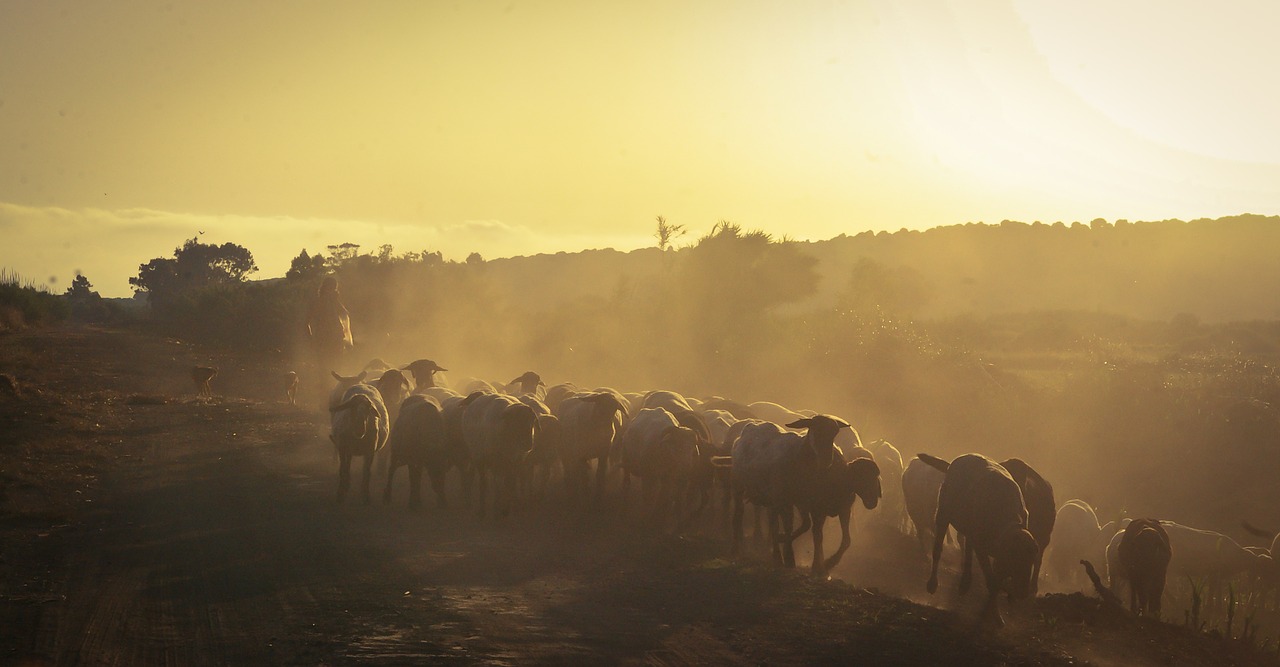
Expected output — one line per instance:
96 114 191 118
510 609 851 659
356 371 368 382
331 371 343 382
785 418 814 430
834 418 851 429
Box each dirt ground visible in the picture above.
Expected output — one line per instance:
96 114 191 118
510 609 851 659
0 326 1275 665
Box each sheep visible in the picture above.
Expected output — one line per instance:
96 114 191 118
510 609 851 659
902 456 947 553
1108 520 1271 615
1046 499 1113 592
329 383 390 504
1116 518 1171 617
543 382 578 413
373 369 413 427
617 407 703 527
412 391 480 509
866 439 906 531
507 371 546 400
730 416 880 578
698 398 758 420
747 401 805 427
998 458 1056 595
328 371 368 410
285 371 299 405
191 366 217 397
461 392 540 518
518 395 561 501
361 357 393 375
918 453 1039 627
381 394 445 509
460 378 497 395
555 391 629 502
403 359 449 394
643 390 696 414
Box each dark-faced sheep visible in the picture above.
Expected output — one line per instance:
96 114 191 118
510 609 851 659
731 416 880 578
919 453 1038 627
462 392 540 518
381 394 445 510
555 391 629 502
191 366 217 397
404 359 448 394
1116 518 1171 617
998 458 1056 595
373 369 414 427
508 371 546 400
329 383 390 504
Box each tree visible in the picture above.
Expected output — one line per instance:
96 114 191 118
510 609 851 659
286 249 328 281
65 273 100 300
466 252 485 265
130 237 257 304
326 242 361 265
654 215 686 251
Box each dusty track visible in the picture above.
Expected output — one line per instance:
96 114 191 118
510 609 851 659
0 327 1273 665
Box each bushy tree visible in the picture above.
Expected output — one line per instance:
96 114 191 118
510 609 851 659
130 237 257 305
286 249 328 281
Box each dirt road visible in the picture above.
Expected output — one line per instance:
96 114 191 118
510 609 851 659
0 327 1271 665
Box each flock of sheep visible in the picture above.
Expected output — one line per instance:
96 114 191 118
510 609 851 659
274 357 1277 628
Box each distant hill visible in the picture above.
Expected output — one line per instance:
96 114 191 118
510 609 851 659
461 214 1280 322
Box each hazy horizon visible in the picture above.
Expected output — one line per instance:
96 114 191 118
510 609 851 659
6 0 1280 295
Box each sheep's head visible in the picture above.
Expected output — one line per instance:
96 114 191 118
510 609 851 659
331 394 378 445
844 458 882 511
511 371 544 393
376 369 412 395
404 359 448 387
993 525 1040 601
786 415 850 468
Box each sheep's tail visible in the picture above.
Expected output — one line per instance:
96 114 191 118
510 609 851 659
1241 520 1277 540
916 453 950 474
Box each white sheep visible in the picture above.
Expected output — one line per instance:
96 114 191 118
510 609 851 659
617 407 704 528
1045 499 1113 592
462 392 540 518
555 391 629 502
329 382 390 504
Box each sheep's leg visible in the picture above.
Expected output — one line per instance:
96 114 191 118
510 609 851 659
460 466 474 509
731 491 745 558
360 454 374 505
958 538 975 595
475 468 488 519
428 465 449 509
674 479 708 535
780 508 797 569
536 461 551 500
337 453 352 503
823 505 854 573
790 512 812 542
500 468 515 518
593 453 609 504
1031 549 1043 596
407 464 422 510
810 512 828 578
926 514 950 594
768 510 783 566
975 545 1005 627
382 459 397 506
753 505 765 543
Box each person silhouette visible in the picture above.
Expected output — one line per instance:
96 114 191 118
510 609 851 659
306 275 353 398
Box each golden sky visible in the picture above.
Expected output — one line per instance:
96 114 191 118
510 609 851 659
4 0 1280 296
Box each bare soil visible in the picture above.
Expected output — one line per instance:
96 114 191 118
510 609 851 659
0 326 1273 665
